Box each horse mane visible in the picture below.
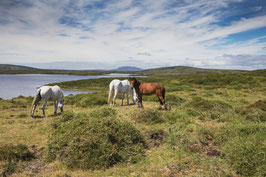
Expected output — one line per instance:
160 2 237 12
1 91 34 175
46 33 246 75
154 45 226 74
133 77 141 87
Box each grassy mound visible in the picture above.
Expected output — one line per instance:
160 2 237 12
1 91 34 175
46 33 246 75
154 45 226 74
47 110 146 170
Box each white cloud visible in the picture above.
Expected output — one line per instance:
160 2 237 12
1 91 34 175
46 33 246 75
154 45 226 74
0 0 265 70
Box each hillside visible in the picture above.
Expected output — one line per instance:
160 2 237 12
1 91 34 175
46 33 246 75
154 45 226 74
0 64 110 75
0 64 38 71
138 66 247 75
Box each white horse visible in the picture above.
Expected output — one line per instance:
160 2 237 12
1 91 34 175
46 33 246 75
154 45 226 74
30 85 64 118
108 79 137 107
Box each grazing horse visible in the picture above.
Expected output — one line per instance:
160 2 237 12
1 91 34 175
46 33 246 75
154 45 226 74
30 85 64 118
129 77 167 110
108 79 137 107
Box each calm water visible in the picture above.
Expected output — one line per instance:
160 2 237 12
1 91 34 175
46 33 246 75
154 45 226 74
0 73 129 100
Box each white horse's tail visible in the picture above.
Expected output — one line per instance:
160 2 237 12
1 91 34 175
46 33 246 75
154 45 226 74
30 88 42 114
108 83 114 104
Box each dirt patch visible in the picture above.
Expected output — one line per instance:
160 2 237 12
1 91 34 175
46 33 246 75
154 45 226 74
146 129 165 147
21 145 53 176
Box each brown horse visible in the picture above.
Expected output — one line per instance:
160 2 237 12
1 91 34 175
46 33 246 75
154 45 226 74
129 77 167 109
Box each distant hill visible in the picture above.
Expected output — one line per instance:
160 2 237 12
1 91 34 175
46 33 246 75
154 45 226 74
0 64 250 75
138 66 247 75
113 66 143 71
0 64 39 71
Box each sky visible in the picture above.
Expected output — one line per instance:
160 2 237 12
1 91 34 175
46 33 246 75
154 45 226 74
0 0 266 70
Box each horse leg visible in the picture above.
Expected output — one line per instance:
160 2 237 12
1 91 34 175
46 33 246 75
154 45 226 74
31 105 37 118
54 101 58 115
138 94 143 108
113 90 118 107
121 92 124 106
131 89 135 104
126 90 129 105
42 100 48 117
157 90 165 110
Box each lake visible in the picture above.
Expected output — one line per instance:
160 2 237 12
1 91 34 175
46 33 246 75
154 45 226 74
0 73 130 100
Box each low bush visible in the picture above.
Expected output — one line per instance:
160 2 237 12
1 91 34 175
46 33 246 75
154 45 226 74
47 111 146 170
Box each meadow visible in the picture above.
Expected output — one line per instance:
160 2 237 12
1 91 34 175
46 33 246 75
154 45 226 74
0 70 265 176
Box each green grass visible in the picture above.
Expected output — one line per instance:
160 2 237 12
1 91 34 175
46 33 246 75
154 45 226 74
0 70 265 176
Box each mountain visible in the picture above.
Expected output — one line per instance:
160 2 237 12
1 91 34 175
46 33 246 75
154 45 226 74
113 66 143 71
138 66 246 75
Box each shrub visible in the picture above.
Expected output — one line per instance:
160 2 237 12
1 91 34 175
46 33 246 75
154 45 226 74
133 108 164 124
0 144 34 162
47 111 146 170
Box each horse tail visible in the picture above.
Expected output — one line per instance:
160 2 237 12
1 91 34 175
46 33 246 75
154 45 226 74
30 88 42 114
108 83 113 104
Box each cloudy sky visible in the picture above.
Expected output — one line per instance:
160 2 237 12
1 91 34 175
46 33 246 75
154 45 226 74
0 0 266 70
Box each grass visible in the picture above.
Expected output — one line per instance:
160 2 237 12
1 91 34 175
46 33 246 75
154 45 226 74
0 70 265 176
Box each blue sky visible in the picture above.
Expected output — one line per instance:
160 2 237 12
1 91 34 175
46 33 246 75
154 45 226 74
0 0 265 70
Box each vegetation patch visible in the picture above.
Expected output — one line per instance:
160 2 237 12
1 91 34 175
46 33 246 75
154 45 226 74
0 144 34 162
189 97 232 112
47 111 146 170
236 100 266 122
214 123 266 176
90 107 116 118
166 94 185 106
132 108 164 124
222 136 265 176
65 92 107 107
146 128 165 147
166 125 200 153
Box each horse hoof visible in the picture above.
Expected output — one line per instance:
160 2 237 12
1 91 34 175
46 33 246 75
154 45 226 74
30 115 34 118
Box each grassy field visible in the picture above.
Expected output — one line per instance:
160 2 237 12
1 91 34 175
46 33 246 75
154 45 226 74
0 70 265 176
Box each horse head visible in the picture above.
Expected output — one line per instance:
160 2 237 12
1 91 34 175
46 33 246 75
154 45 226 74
129 77 140 89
